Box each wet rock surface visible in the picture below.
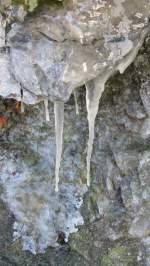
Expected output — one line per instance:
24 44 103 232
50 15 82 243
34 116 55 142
0 36 150 263
0 0 149 102
0 0 150 265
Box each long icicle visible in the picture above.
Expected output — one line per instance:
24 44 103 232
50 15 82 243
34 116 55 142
74 91 79 115
85 79 105 186
54 101 64 192
44 98 50 122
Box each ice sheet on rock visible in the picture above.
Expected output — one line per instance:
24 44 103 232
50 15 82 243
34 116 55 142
117 29 149 74
64 0 150 43
5 0 150 103
54 101 64 191
8 25 149 105
62 31 149 90
62 42 107 87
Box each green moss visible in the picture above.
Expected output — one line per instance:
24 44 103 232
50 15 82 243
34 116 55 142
12 0 65 12
22 152 40 166
69 226 91 260
71 227 90 242
101 245 139 266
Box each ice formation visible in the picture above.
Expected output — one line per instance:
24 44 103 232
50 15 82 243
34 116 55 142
0 0 149 191
44 98 50 122
84 26 150 187
54 101 64 192
0 0 150 253
86 81 98 186
74 91 79 115
85 71 112 186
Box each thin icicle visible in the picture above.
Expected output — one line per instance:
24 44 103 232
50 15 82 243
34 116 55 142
85 80 104 186
21 102 24 113
54 101 64 192
44 98 50 122
83 62 87 72
74 91 79 115
85 72 112 186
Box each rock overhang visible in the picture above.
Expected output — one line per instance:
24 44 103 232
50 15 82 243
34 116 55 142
0 0 150 103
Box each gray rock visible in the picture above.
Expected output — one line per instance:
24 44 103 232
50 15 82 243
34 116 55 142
141 80 150 115
0 0 150 264
0 0 149 103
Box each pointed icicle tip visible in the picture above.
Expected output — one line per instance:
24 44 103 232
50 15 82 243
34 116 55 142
54 101 64 192
87 176 90 187
55 183 59 193
74 91 79 115
85 80 105 187
44 98 50 122
21 101 25 113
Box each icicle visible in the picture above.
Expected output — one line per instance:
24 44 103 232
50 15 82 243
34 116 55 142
85 72 112 186
44 98 50 122
20 88 24 113
21 102 24 113
54 101 64 192
85 80 104 186
83 62 87 72
117 47 138 74
74 91 79 115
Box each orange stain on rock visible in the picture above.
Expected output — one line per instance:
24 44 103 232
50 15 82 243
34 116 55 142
15 101 21 113
0 115 8 128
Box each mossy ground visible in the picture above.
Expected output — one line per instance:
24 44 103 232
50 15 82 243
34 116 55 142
11 0 70 12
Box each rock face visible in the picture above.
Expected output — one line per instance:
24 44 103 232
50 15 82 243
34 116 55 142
0 0 150 265
0 0 150 103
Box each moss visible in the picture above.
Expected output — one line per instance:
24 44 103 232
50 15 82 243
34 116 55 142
22 152 40 167
101 245 139 266
69 227 91 260
71 227 90 242
90 183 105 203
11 0 66 12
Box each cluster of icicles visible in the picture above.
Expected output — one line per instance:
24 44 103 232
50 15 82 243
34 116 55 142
19 34 145 192
20 80 106 191
53 43 142 192
20 38 143 192
56 31 147 191
18 20 147 192
53 48 139 192
53 83 101 192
